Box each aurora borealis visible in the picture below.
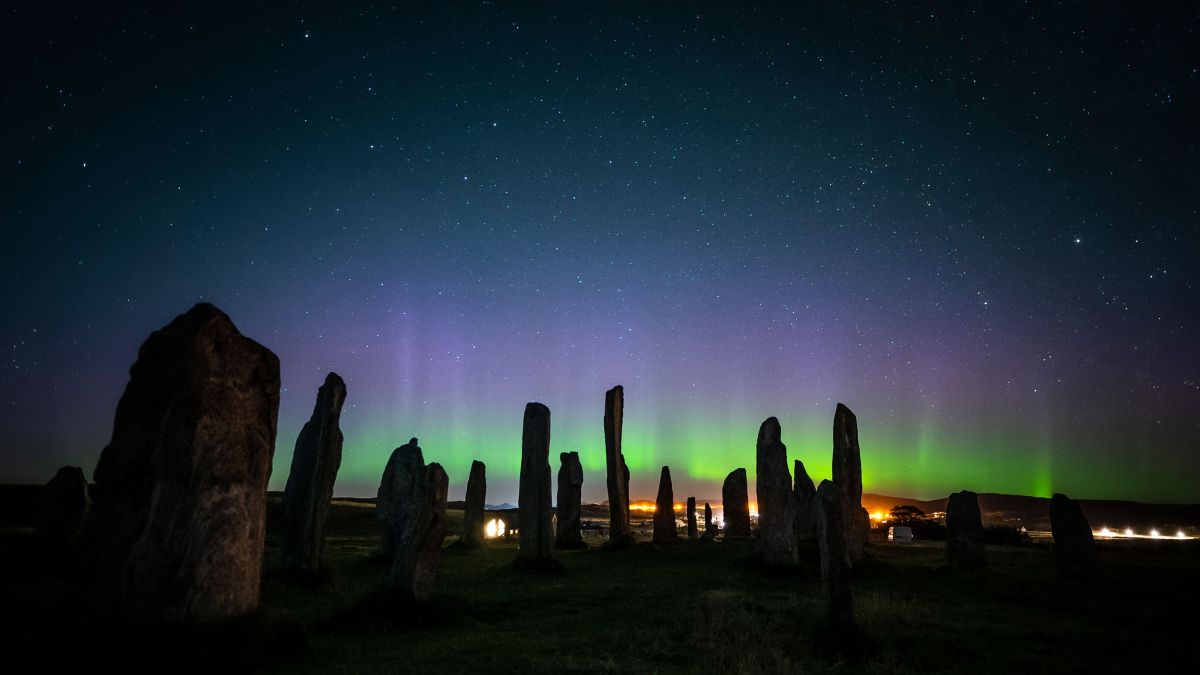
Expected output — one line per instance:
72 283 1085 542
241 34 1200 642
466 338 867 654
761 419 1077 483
2 3 1197 505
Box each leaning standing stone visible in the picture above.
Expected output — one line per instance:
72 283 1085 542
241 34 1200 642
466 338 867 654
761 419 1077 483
85 303 279 622
518 402 556 566
833 403 867 562
377 438 425 556
722 468 751 538
793 459 817 541
391 462 449 600
754 417 797 565
555 451 585 548
946 490 987 570
816 479 853 625
281 372 346 574
653 466 677 542
604 385 634 547
686 497 698 539
462 460 487 548
1050 493 1099 579
39 466 90 546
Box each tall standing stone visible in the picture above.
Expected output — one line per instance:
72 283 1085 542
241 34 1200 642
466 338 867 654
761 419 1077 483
462 460 487 548
377 438 425 556
721 468 751 538
39 466 90 546
703 502 716 539
555 451 585 548
1050 493 1099 579
604 385 634 547
85 303 279 622
280 372 346 574
653 466 677 542
686 497 698 538
754 417 797 565
946 490 987 570
391 462 448 600
833 403 867 562
518 402 555 565
793 459 817 541
815 480 853 626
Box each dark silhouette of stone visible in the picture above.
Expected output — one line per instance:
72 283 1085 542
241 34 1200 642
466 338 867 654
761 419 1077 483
555 451 585 548
85 303 279 622
1050 493 1099 579
604 385 633 548
518 402 555 565
722 468 751 538
793 459 817 541
816 480 853 626
377 439 424 556
39 466 90 546
946 490 987 570
653 466 677 542
391 462 448 600
686 497 698 538
833 403 867 562
703 502 716 539
462 460 487 548
754 417 797 565
280 372 346 574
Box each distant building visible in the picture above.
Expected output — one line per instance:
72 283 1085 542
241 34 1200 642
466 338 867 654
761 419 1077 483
888 525 914 543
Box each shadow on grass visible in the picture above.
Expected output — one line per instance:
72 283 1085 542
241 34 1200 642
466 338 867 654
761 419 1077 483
316 587 472 635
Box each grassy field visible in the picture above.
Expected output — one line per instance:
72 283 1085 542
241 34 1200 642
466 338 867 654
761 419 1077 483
3 499 1197 673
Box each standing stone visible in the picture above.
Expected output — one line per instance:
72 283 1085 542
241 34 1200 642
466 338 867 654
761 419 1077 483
754 417 798 565
391 462 448 600
686 497 698 539
85 303 279 622
518 402 555 565
815 480 853 625
946 490 987 570
1050 493 1099 579
462 460 487 548
793 459 817 541
555 451 585 548
703 502 716 539
833 403 867 562
653 466 677 542
377 439 425 556
280 372 346 574
604 385 634 547
39 466 90 546
721 468 751 538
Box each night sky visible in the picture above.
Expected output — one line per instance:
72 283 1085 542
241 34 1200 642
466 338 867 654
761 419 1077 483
3 2 1197 505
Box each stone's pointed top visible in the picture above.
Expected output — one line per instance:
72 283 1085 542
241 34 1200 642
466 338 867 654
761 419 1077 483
607 384 624 395
758 416 782 444
183 301 228 322
525 401 550 418
660 465 671 478
834 402 856 421
324 371 345 387
408 437 418 446
561 451 579 462
1052 492 1069 502
471 459 486 470
159 303 236 337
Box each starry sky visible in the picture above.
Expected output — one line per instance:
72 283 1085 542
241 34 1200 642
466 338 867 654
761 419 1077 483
3 2 1198 505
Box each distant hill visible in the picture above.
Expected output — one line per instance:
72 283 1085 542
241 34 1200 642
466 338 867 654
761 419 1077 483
3 485 1197 532
863 492 1200 531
